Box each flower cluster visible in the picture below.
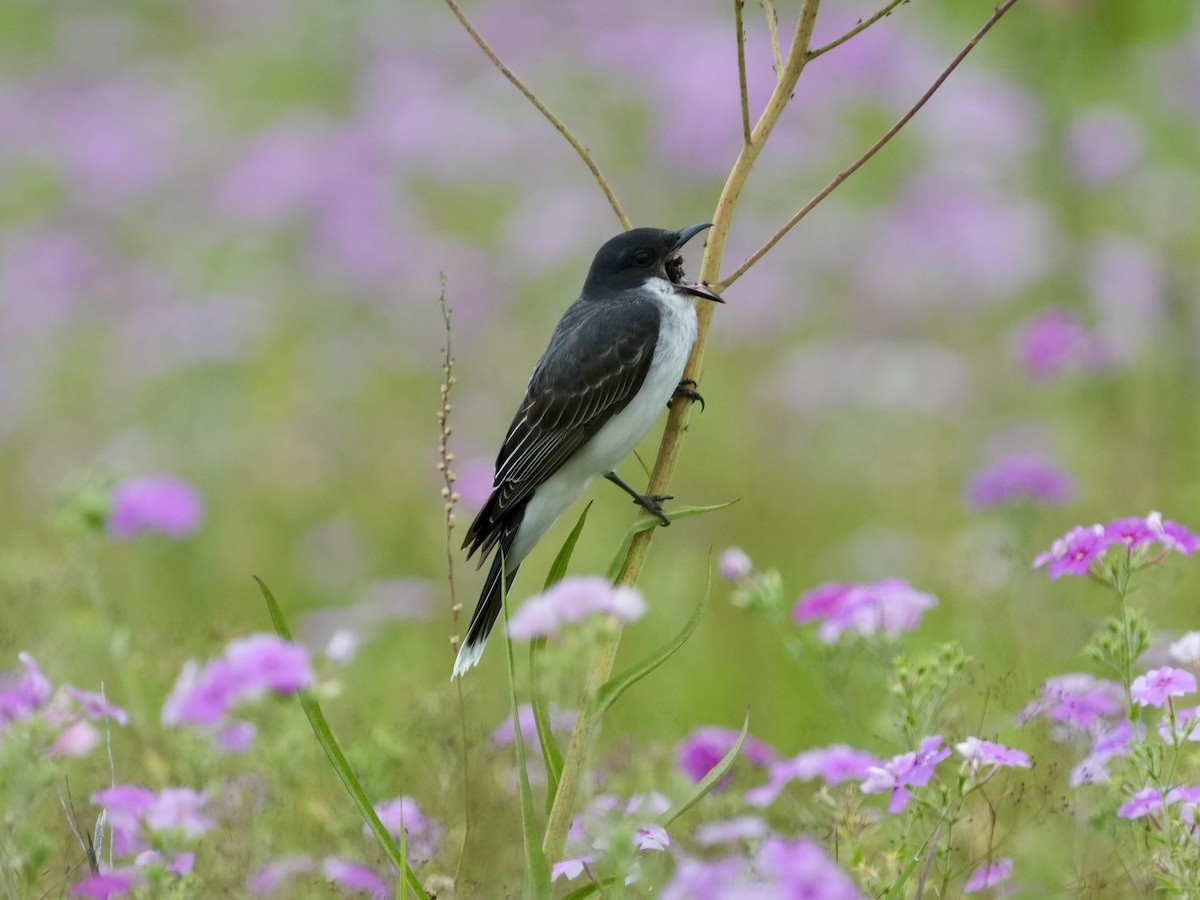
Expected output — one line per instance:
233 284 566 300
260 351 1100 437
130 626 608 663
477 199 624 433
663 835 863 900
0 652 128 757
964 451 1076 508
248 855 394 899
676 726 779 789
106 474 205 540
365 796 443 862
746 744 880 808
792 578 937 643
507 576 646 640
1032 512 1199 579
161 633 314 750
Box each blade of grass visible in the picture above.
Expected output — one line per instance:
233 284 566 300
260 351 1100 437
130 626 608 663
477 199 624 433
657 709 750 830
544 502 592 590
500 570 552 899
606 500 738 581
590 568 711 719
255 577 427 898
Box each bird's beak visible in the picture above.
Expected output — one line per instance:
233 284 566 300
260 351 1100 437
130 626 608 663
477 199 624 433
672 222 713 251
672 222 725 303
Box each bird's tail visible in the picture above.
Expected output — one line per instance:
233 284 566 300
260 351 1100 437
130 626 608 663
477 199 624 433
451 515 521 679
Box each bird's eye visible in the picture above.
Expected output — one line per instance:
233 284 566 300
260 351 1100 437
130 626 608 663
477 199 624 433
632 249 655 267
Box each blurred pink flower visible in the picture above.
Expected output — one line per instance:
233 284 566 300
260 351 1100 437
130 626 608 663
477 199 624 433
861 736 950 813
322 857 390 899
694 815 768 846
367 796 442 861
1018 673 1125 734
718 546 753 582
1064 108 1144 186
507 577 646 640
490 702 576 748
1118 787 1169 820
964 857 1014 894
47 720 100 757
72 870 141 899
954 737 1032 775
676 726 778 789
1013 307 1108 382
144 788 213 838
1033 513 1199 579
746 744 880 807
793 578 936 643
247 855 315 897
964 452 1076 508
107 475 204 540
0 652 52 729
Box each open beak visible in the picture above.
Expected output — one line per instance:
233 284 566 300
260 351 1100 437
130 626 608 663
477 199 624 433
671 222 725 303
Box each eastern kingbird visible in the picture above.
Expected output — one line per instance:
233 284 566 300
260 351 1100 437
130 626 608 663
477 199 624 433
452 223 724 678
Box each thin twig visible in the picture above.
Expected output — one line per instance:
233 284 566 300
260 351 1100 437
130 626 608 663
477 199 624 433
720 0 1022 290
735 0 752 146
806 0 908 61
762 0 784 77
441 0 631 230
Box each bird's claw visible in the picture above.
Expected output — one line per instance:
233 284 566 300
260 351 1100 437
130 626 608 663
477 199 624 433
633 492 673 527
670 379 705 412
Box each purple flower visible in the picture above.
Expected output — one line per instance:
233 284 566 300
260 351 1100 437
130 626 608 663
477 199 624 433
954 737 1032 776
793 578 937 643
964 857 1014 893
0 652 52 729
91 785 156 855
1064 108 1143 187
676 726 778 788
322 857 390 899
217 720 257 752
490 703 576 747
694 815 768 846
1118 787 1169 820
1158 706 1200 743
1032 524 1108 578
47 720 100 757
72 870 141 899
367 796 442 861
107 475 204 540
551 855 594 882
1018 673 1125 733
224 633 315 694
964 452 1076 508
1131 667 1197 708
746 745 880 807
507 577 646 640
164 659 241 727
718 547 753 581
144 788 213 838
247 855 315 896
861 736 950 814
65 687 129 725
633 823 670 852
1012 307 1108 382
1070 720 1135 787
756 836 865 900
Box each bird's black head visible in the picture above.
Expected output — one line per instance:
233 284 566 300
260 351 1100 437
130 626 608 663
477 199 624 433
582 224 724 303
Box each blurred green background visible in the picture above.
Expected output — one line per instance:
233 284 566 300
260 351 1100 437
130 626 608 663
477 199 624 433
2 0 1199 892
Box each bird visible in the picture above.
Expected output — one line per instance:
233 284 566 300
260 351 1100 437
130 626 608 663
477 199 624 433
452 223 724 678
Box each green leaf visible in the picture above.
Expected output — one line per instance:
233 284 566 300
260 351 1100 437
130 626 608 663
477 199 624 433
657 709 750 830
545 502 592 590
590 567 710 719
530 637 563 814
607 500 737 581
255 577 427 898
499 571 552 900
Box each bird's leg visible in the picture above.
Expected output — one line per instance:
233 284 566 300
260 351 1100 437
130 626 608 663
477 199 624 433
670 379 705 412
604 471 672 526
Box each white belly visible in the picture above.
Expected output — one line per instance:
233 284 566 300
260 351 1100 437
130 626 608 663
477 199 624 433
510 284 698 564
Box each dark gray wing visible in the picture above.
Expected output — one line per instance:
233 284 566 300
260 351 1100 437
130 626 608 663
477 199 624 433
463 295 661 560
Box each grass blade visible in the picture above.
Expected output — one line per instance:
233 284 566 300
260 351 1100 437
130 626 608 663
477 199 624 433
606 500 737 581
530 637 563 813
544 502 591 590
590 567 710 719
657 709 750 830
255 577 427 898
500 572 552 899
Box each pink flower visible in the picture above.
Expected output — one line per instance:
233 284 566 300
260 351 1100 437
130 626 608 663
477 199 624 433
247 855 315 896
47 720 101 757
793 578 936 642
72 870 141 899
107 475 204 540
1064 108 1143 187
1118 787 1169 820
1131 667 1197 708
64 687 129 725
746 744 880 807
1017 673 1125 733
1158 706 1200 743
322 857 389 899
676 726 778 788
490 703 576 747
1012 307 1107 381
861 736 950 813
718 547 753 581
91 785 156 855
694 815 768 846
964 857 1014 893
224 633 315 694
367 796 442 861
507 577 646 640
144 788 213 838
0 652 52 729
955 737 1032 775
965 452 1076 508
1032 524 1108 578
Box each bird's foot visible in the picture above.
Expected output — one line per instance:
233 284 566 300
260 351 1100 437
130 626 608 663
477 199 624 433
632 492 673 527
670 379 705 412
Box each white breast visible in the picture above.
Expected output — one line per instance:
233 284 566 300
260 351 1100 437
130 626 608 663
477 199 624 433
510 281 698 564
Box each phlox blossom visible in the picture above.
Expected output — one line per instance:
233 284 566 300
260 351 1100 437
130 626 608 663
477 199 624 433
1131 667 1197 708
861 736 950 813
107 474 204 540
676 725 778 788
955 737 1032 776
793 578 936 643
1118 787 1169 820
964 452 1076 508
964 857 1014 893
1033 512 1199 579
507 577 646 640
